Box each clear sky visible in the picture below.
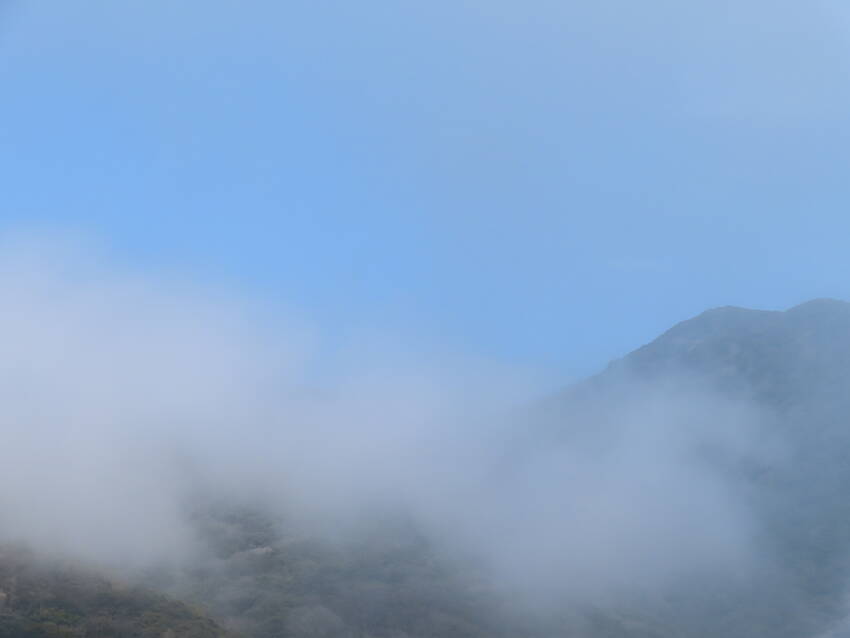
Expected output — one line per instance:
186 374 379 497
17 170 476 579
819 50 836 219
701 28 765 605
2 1 849 380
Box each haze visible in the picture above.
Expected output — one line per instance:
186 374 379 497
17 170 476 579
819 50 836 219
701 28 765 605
1 3 849 637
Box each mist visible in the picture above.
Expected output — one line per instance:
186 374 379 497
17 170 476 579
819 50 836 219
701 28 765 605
0 232 773 616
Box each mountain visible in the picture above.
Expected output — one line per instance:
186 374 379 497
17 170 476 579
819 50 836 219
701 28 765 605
616 298 850 404
172 297 850 638
504 298 850 638
6 299 850 638
580 298 850 637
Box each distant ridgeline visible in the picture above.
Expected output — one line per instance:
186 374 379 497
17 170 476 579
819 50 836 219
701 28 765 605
4 299 850 638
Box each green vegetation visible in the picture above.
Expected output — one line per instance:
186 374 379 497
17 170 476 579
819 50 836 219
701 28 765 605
0 546 232 637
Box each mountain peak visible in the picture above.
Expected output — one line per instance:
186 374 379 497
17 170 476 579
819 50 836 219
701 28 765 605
786 298 850 315
607 297 850 405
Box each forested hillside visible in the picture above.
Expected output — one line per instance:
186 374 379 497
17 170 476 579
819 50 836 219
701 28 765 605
0 546 231 637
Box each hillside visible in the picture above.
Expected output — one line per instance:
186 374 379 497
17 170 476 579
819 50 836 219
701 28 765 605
6 299 850 638
0 546 232 637
167 298 850 638
565 299 850 637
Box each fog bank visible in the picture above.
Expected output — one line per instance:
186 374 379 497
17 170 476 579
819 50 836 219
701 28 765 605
0 234 771 604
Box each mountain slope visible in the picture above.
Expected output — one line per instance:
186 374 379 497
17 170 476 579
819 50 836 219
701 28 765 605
593 299 850 637
504 299 850 638
7 299 850 638
0 546 233 637
157 297 850 638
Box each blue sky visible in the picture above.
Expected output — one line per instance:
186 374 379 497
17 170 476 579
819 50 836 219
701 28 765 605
2 1 850 380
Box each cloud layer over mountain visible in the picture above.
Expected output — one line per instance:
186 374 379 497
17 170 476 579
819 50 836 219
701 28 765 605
0 233 770 610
